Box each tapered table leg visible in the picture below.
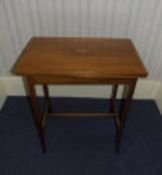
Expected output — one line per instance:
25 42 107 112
116 79 137 152
110 84 118 112
41 85 52 127
26 77 47 153
110 85 121 153
43 85 52 113
120 80 137 130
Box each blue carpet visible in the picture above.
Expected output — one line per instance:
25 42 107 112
1 97 162 175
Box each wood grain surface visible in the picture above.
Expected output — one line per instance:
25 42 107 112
15 37 148 79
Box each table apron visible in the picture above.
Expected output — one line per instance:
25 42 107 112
28 75 137 85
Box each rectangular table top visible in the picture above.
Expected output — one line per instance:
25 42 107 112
15 37 147 79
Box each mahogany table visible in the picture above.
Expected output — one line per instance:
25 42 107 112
15 37 147 153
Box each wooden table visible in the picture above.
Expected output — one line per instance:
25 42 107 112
15 37 147 153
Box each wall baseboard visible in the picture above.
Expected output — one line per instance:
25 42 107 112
0 79 7 110
0 75 162 113
156 83 162 114
0 76 161 98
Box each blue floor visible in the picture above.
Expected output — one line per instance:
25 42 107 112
1 97 162 175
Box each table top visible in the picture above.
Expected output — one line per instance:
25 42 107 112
15 37 147 78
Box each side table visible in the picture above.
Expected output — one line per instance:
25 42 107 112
15 37 148 153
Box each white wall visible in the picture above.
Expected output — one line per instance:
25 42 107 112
0 0 162 81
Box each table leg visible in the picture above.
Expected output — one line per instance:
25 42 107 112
110 85 121 153
43 85 52 113
110 84 118 112
26 77 47 153
116 79 137 152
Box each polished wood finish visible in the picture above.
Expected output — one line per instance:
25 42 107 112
15 37 148 153
16 37 147 78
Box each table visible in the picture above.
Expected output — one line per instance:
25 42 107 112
15 37 148 153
